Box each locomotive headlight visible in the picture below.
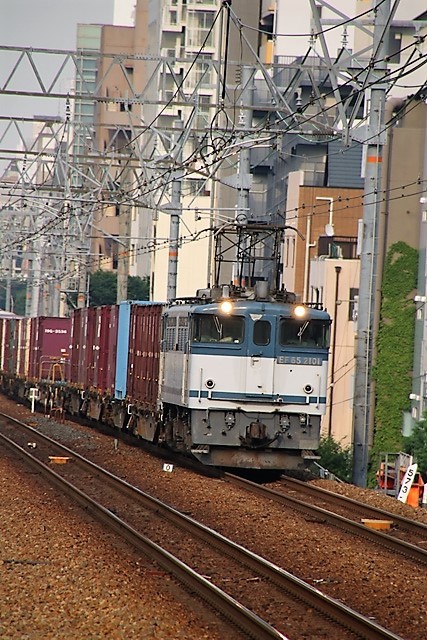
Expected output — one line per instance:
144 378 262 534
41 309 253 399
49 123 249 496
219 299 233 314
279 414 290 432
224 411 235 429
294 305 306 318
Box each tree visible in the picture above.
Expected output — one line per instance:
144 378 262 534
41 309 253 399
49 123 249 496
316 436 353 482
404 418 427 479
0 280 27 316
128 274 150 301
87 270 150 307
88 270 117 306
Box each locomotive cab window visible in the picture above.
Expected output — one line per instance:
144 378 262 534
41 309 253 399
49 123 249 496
253 320 271 346
279 318 330 348
192 314 244 344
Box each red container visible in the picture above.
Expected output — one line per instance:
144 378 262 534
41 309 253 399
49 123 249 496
70 309 84 385
28 317 72 381
17 318 31 377
70 308 95 388
70 305 118 394
2 317 20 375
0 318 5 371
127 303 162 409
91 305 119 394
105 305 119 395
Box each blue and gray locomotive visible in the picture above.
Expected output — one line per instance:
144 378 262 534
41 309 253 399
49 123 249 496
160 281 331 470
158 222 331 470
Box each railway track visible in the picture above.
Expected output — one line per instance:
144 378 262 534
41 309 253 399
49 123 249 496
277 475 427 545
225 473 427 565
0 412 404 640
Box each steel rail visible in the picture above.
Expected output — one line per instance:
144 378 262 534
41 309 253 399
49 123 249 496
225 473 427 566
0 414 404 640
0 431 287 640
279 475 427 539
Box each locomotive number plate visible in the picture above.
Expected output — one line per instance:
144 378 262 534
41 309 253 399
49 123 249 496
277 356 322 366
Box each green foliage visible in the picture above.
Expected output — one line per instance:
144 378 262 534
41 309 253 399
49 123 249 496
89 270 117 306
316 436 353 482
0 280 27 315
372 242 418 466
128 274 150 301
403 417 427 476
87 271 149 307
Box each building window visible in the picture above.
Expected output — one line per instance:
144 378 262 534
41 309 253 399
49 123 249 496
388 31 401 64
349 288 359 321
187 11 214 48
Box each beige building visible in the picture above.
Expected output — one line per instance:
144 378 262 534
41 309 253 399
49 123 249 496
283 170 363 300
80 1 263 300
311 257 360 445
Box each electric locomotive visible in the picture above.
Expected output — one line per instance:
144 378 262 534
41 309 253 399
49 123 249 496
159 281 330 470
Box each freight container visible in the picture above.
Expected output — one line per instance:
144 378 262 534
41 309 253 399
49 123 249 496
70 308 95 387
106 305 119 395
17 318 31 378
0 318 5 371
92 305 119 395
28 317 71 381
126 303 163 410
115 301 132 400
2 317 20 375
70 308 84 385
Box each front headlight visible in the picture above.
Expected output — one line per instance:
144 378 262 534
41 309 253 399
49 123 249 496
294 304 306 318
219 299 233 314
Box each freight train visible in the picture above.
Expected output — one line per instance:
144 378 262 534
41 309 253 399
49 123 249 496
0 224 332 471
0 285 331 471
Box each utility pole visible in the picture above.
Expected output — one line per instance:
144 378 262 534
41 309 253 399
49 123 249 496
166 122 183 302
236 66 253 223
352 0 393 487
117 160 132 303
236 66 253 286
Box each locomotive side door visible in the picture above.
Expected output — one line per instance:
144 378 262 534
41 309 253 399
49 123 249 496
245 315 275 398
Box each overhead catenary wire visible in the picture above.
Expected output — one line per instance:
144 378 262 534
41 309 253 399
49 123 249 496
2 21 426 215
1 3 427 276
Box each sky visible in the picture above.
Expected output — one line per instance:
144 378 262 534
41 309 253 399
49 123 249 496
0 0 135 173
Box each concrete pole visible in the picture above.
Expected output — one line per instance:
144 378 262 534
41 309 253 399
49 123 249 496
167 124 183 302
5 273 12 313
352 0 391 487
117 204 131 303
76 254 87 309
235 66 253 286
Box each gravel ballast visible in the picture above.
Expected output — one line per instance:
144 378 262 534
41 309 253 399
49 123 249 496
0 405 231 639
1 394 427 639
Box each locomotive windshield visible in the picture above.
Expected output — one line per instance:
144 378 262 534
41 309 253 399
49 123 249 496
192 314 244 344
279 318 330 348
